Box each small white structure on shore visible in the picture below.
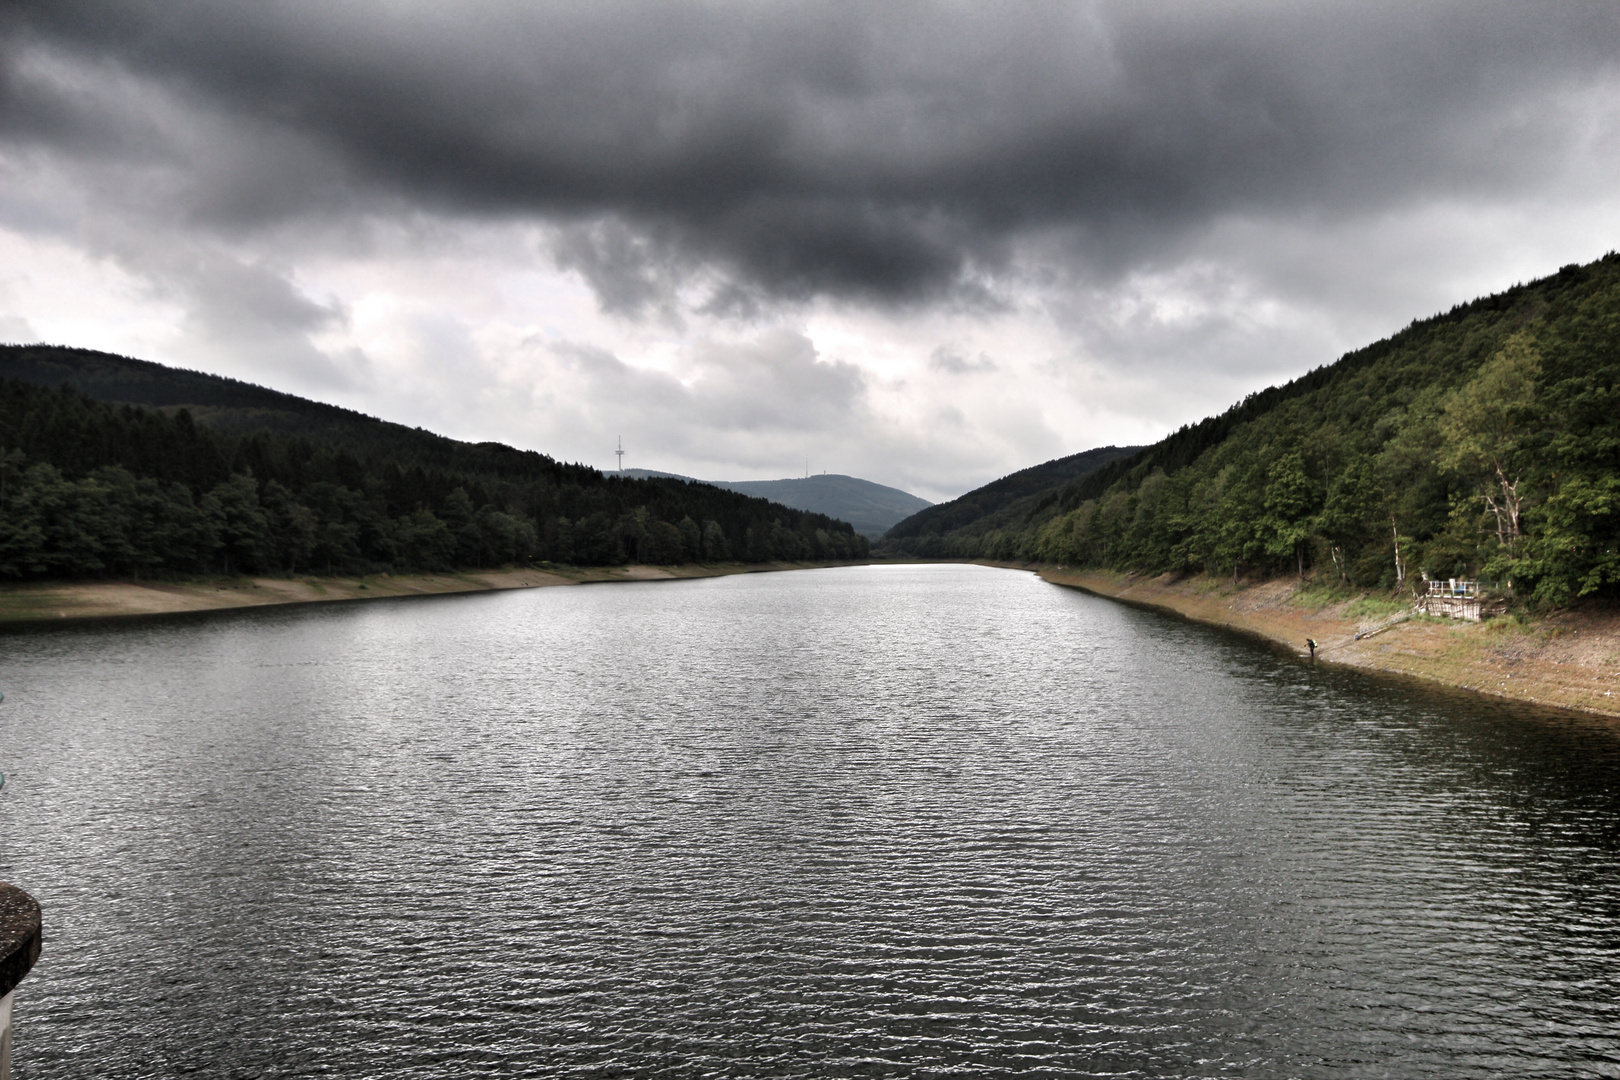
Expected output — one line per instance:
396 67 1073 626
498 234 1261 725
1419 577 1483 621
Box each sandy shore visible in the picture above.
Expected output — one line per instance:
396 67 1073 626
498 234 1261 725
10 558 1615 718
1024 564 1620 719
0 561 866 626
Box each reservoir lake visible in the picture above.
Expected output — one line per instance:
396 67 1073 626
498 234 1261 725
1 562 1617 1077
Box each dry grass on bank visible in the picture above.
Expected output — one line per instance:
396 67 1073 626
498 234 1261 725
1029 565 1620 720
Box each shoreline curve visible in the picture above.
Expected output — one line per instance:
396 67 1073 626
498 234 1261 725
0 561 870 627
1007 562 1620 721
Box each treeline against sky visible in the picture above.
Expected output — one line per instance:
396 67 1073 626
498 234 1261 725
0 377 867 581
883 255 1620 605
881 444 1137 548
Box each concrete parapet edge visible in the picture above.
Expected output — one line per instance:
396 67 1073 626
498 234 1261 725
0 884 40 1000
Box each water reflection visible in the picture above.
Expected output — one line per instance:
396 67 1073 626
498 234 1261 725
1 564 1617 1077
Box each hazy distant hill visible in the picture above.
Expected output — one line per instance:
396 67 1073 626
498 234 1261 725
879 445 1140 549
624 469 930 538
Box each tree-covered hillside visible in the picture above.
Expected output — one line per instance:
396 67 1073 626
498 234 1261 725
881 255 1620 606
0 349 868 580
880 444 1138 549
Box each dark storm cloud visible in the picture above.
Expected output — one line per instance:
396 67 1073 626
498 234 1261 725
4 1 1618 310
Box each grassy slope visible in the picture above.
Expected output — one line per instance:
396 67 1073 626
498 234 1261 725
1034 567 1619 719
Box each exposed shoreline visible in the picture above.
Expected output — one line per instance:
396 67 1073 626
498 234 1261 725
7 559 1615 720
0 560 870 626
1012 563 1620 720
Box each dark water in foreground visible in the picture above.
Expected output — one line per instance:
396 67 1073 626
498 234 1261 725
0 563 1617 1078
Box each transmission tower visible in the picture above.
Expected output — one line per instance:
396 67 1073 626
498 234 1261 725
615 436 625 472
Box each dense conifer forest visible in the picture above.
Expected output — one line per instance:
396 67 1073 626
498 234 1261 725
881 255 1620 606
0 349 868 581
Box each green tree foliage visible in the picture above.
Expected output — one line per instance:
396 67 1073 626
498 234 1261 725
1439 334 1539 550
0 371 868 582
701 519 730 561
881 254 1620 605
1259 452 1318 576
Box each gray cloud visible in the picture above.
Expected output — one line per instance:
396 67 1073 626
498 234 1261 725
520 329 878 480
551 219 688 322
929 347 998 376
0 315 37 343
5 1 1616 311
551 329 866 436
172 254 358 389
3 1 1618 500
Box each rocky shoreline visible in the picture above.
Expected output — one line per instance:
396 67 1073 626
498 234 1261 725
1028 564 1620 720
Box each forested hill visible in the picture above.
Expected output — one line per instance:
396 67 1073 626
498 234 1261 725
0 346 868 580
2 345 580 475
881 253 1620 606
880 444 1139 549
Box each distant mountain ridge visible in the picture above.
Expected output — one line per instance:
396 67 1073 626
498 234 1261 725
623 469 930 539
879 445 1141 551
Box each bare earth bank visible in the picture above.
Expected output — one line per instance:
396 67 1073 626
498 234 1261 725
0 562 868 626
9 559 1615 719
1020 564 1620 720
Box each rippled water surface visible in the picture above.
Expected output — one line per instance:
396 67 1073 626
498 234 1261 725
2 564 1618 1077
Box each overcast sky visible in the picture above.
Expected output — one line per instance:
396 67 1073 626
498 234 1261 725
3 2 1617 500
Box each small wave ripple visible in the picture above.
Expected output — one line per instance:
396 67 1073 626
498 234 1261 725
1 564 1617 1077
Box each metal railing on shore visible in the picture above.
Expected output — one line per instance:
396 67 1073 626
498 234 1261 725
1415 577 1489 621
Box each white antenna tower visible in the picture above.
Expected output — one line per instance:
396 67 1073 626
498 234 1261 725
615 436 625 472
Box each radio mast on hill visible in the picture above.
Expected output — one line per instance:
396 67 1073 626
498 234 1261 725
615 436 625 472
